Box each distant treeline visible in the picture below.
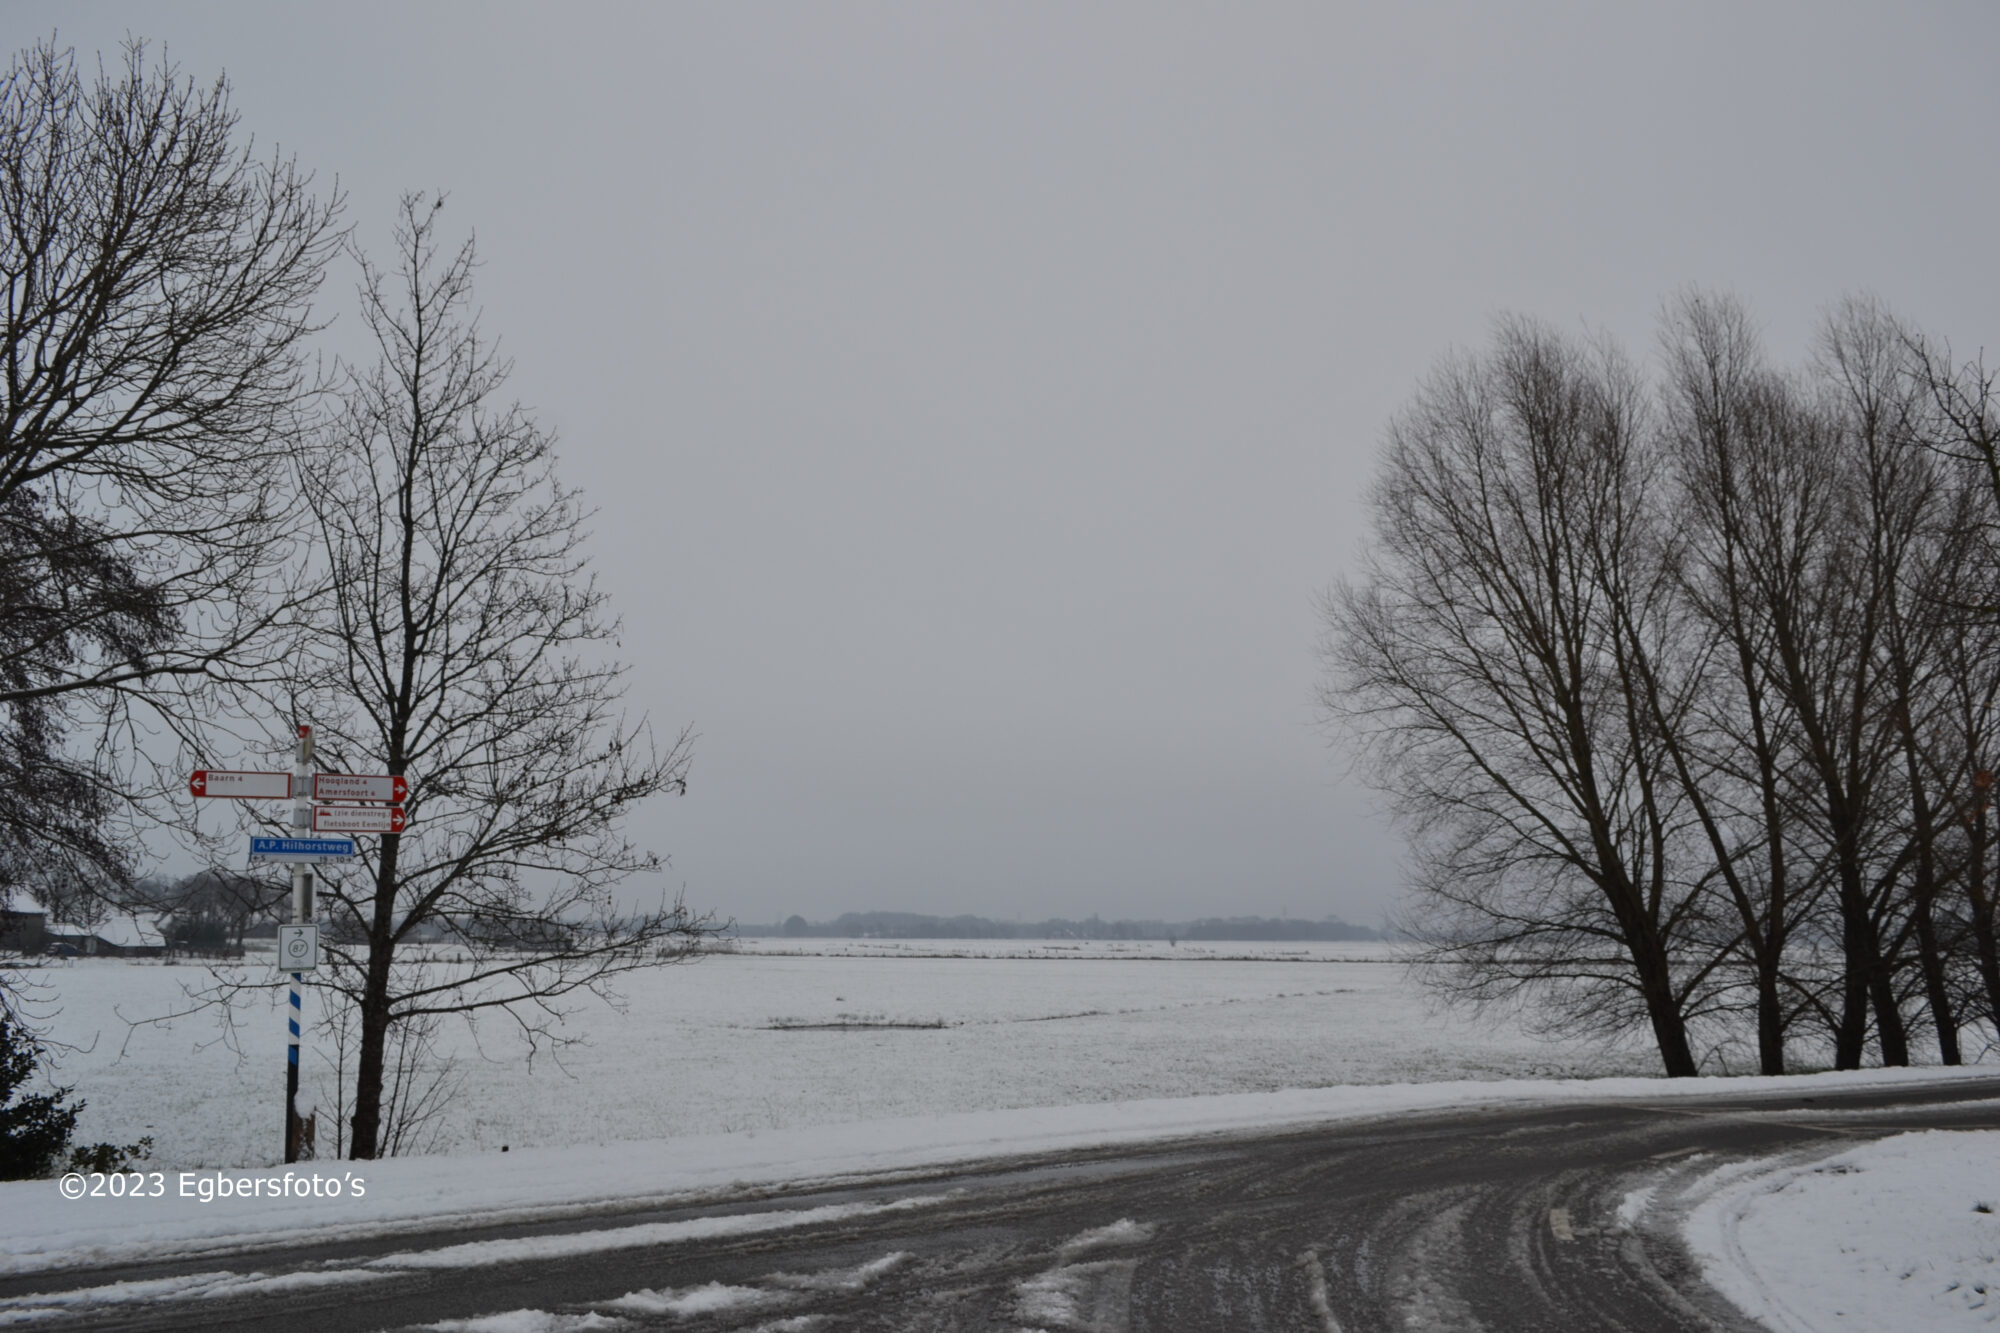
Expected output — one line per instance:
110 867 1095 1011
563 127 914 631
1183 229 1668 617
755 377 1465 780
732 911 1382 941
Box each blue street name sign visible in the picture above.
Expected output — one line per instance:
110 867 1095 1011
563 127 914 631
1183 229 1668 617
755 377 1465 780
247 836 357 865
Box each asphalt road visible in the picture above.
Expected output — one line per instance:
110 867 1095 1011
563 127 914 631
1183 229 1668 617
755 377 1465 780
7 1076 1997 1332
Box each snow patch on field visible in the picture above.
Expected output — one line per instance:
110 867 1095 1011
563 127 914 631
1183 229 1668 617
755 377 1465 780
1683 1130 2000 1330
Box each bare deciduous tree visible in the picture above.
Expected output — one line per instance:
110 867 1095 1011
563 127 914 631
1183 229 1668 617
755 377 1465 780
1330 292 2000 1075
148 867 287 954
1322 318 1725 1077
1791 298 1934 1068
0 36 341 907
1904 331 2000 1040
288 195 708 1160
1657 291 1825 1074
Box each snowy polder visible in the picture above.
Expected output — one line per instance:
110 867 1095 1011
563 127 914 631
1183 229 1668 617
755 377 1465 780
18 938 1672 1167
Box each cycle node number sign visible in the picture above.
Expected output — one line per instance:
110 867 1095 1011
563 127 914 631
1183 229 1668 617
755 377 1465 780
277 924 320 973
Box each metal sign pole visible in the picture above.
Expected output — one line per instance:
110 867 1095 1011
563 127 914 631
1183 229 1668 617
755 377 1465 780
286 724 312 1164
189 741 356 1164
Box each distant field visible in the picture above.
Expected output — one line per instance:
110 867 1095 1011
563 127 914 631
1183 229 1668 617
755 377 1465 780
13 939 1657 1168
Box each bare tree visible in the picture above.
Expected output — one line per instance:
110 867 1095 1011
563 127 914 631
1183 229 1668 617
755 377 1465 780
1329 294 1998 1076
1795 298 1936 1067
1943 604 2000 1036
1322 318 1726 1077
1655 291 1825 1074
1873 416 1975 1064
288 195 708 1160
1662 297 1924 1070
148 867 287 953
0 37 341 907
1904 335 2000 1037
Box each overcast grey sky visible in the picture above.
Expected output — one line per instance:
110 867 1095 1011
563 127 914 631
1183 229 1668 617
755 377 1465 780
13 4 1998 926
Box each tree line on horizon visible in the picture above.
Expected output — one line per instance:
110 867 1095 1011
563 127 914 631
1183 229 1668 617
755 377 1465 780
751 910 1382 941
1323 292 2000 1078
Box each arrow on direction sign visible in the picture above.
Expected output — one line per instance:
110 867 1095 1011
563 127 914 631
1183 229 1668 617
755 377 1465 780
312 805 407 835
189 770 292 800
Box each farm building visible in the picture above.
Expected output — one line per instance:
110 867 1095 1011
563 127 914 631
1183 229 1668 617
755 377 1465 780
44 913 167 958
0 890 46 953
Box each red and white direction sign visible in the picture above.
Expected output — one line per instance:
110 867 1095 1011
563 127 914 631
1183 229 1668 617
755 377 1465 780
189 770 292 800
313 805 407 834
313 773 409 803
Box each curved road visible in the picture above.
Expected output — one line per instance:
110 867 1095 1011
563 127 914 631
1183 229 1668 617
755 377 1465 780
6 1076 1996 1331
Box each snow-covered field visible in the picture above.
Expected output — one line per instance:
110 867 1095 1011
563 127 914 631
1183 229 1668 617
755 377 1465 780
10 938 1996 1327
17 939 1664 1168
1680 1130 2000 1329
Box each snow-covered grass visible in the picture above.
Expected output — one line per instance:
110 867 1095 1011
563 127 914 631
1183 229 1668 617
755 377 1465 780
14 940 1663 1168
1683 1130 2000 1330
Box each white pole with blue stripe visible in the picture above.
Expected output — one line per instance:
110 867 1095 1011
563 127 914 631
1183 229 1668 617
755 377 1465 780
286 724 313 1164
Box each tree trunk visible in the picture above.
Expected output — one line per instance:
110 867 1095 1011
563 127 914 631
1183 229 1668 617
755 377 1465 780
348 833 404 1160
348 947 394 1159
1868 955 1910 1066
1755 952 1786 1075
1606 868 1699 1078
1834 869 1872 1070
1640 965 1700 1078
1831 803 1907 1067
1894 676 1956 1063
1968 811 2000 1035
1977 888 2000 1037
1912 899 1960 1064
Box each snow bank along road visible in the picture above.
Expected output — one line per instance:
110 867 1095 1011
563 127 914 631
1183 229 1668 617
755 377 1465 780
1 1075 1994 1331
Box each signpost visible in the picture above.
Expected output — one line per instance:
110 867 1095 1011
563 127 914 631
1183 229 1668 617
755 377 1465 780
189 770 291 800
189 735 412 1163
312 806 406 834
313 773 408 803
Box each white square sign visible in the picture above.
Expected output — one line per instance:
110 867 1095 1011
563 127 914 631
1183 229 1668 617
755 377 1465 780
277 924 320 973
